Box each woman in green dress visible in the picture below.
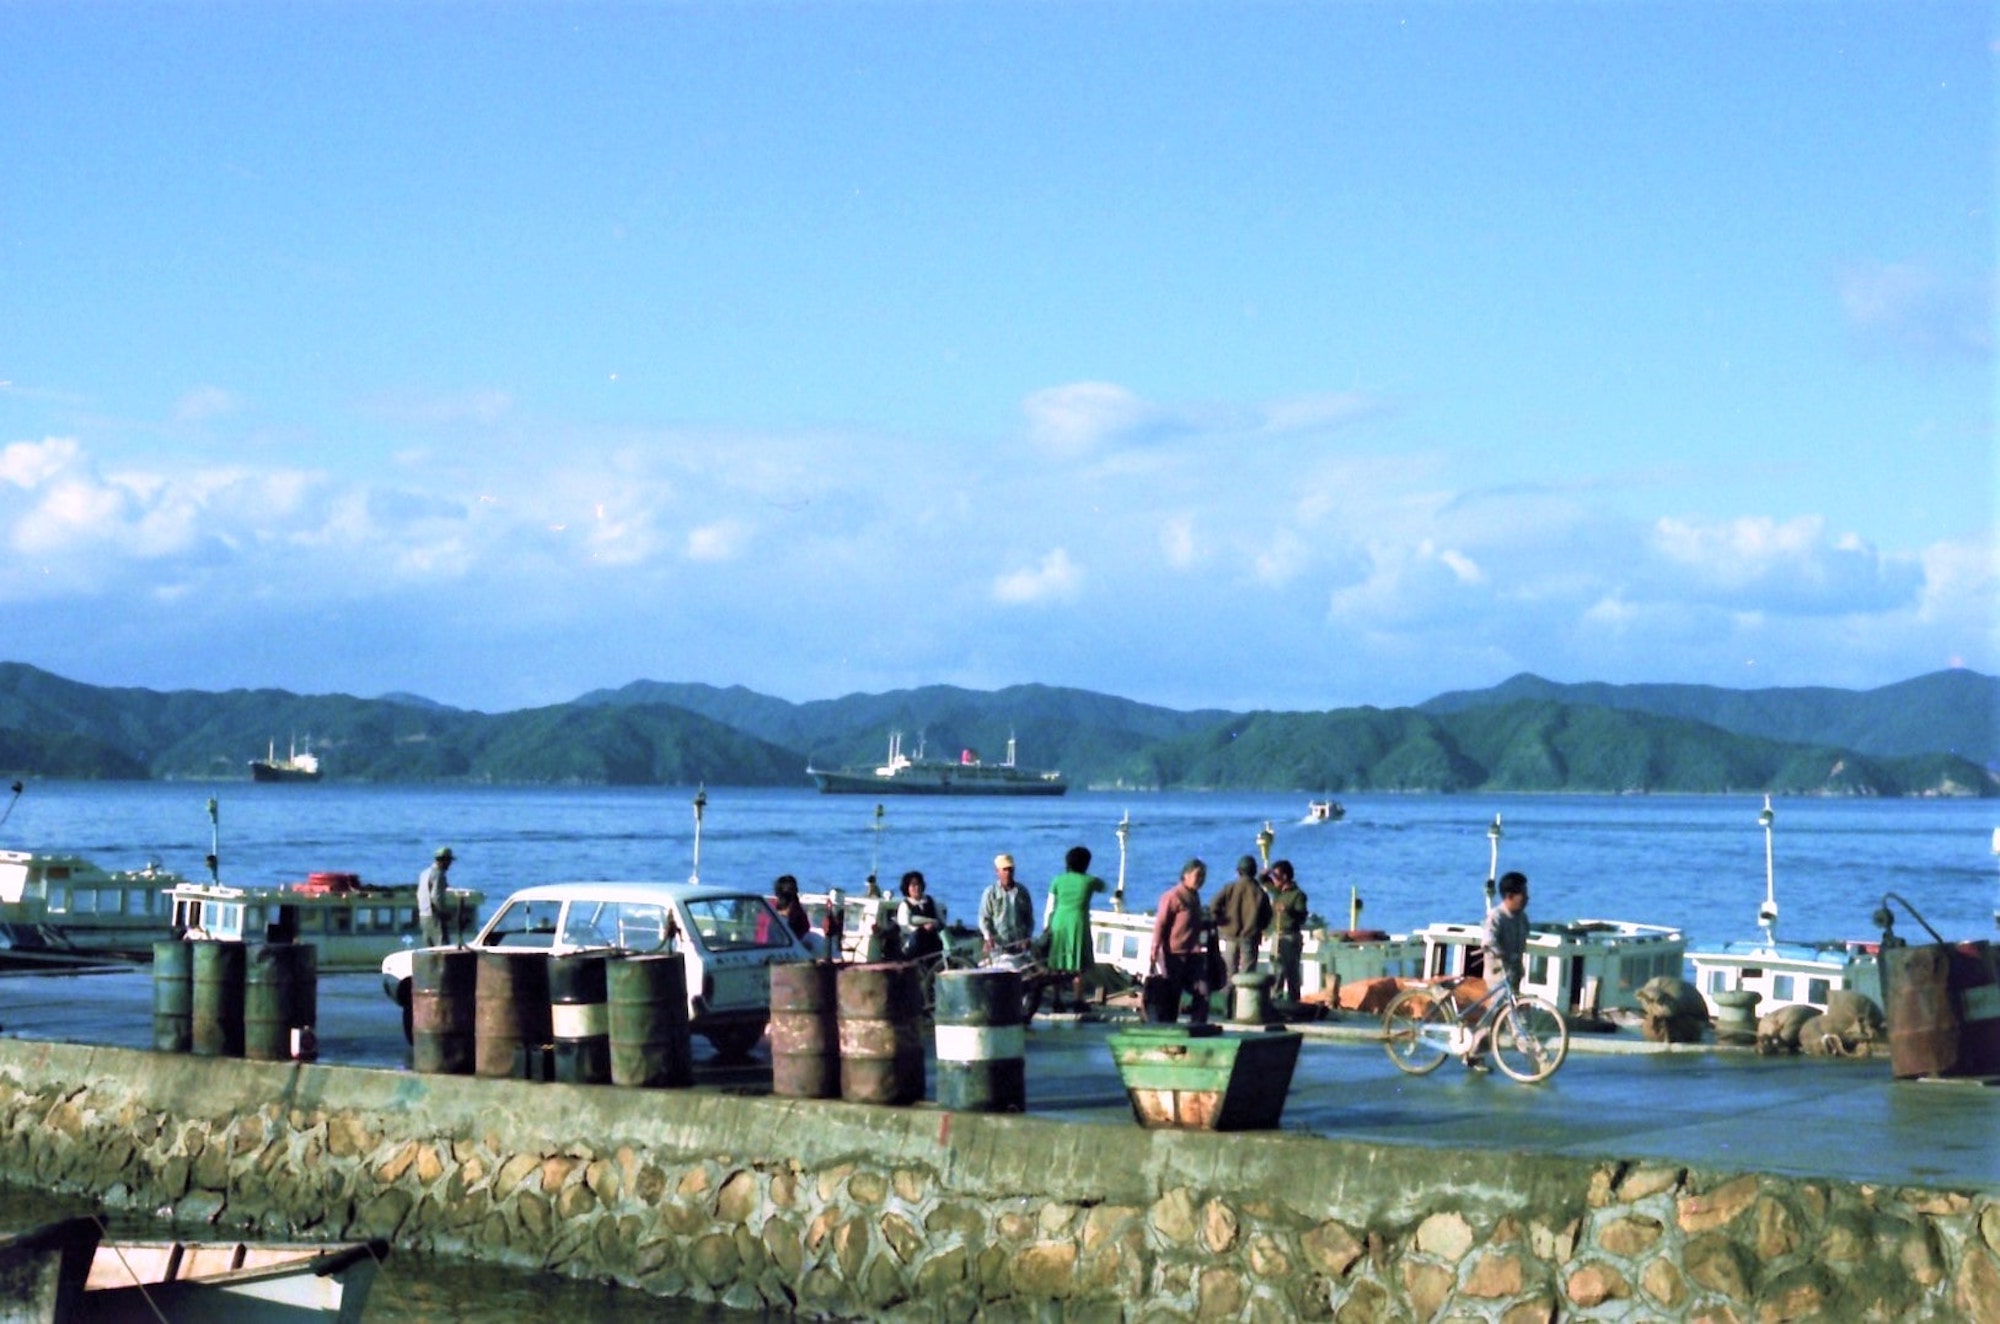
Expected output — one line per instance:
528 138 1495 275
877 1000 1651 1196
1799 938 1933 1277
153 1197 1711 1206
1044 845 1107 1012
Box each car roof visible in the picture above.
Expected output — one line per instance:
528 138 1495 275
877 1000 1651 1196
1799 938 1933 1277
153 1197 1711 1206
490 880 769 905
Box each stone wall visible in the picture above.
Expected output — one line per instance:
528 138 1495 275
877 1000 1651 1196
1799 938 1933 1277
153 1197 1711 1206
0 1039 1994 1321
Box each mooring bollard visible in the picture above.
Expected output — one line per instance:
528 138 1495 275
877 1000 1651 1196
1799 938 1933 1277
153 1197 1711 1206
933 967 1025 1112
1230 971 1275 1026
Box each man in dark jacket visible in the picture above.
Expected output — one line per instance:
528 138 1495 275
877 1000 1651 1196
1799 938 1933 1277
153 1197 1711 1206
1213 854 1271 977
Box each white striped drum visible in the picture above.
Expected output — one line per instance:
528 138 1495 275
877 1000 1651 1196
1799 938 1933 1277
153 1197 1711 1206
549 953 611 1084
933 968 1026 1112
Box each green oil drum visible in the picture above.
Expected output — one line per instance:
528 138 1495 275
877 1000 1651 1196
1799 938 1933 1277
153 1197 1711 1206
151 941 192 1054
244 942 312 1062
412 948 478 1075
607 954 694 1089
190 940 245 1058
933 967 1025 1112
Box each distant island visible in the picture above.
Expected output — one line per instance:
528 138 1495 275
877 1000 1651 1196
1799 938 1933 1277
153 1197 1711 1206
0 661 1992 798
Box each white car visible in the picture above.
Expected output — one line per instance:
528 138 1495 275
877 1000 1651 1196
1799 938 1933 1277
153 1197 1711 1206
381 880 812 1059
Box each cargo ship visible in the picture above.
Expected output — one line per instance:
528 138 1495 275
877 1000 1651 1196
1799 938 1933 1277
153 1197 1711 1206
807 732 1067 796
250 738 321 783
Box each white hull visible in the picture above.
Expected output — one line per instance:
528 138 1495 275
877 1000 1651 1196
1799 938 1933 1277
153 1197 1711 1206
1686 939 1882 1018
0 849 185 957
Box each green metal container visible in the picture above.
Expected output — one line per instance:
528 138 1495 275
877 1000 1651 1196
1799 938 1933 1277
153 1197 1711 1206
1106 1024 1303 1131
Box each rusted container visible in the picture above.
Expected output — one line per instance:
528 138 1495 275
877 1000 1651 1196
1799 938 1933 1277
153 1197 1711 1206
1886 944 1958 1079
1107 1025 1303 1131
244 942 313 1063
933 968 1025 1112
607 954 693 1089
412 949 478 1075
836 962 924 1106
190 940 245 1058
770 960 839 1099
550 953 611 1085
151 940 192 1054
475 950 551 1080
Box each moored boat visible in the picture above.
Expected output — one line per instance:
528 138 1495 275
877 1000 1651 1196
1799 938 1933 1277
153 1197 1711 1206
807 732 1066 797
170 873 483 973
0 849 186 959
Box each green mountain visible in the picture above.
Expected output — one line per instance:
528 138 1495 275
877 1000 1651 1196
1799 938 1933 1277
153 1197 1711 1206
1418 669 2000 765
0 661 1991 796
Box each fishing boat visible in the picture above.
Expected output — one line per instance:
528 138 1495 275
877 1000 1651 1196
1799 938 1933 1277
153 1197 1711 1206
1303 799 1344 824
0 849 186 959
1685 796 1883 1017
0 1214 386 1323
797 886 979 965
249 737 321 784
806 732 1066 797
170 874 484 972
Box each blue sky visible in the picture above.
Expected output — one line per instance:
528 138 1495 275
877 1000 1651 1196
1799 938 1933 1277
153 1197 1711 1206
1 3 1991 714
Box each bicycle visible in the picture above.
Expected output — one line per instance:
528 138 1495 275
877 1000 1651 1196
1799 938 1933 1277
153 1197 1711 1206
1380 976 1570 1084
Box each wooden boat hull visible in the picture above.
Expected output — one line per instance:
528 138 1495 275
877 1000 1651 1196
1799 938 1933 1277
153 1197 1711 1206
82 1237 386 1324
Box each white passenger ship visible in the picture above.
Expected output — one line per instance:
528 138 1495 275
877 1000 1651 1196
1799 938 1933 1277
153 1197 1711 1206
0 848 186 958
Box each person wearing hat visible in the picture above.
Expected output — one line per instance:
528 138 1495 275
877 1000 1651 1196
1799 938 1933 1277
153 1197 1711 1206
978 852 1034 958
1214 854 1272 978
418 846 456 946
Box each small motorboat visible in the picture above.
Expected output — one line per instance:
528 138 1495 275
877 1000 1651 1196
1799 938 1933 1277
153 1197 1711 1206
0 1216 387 1323
1304 799 1344 824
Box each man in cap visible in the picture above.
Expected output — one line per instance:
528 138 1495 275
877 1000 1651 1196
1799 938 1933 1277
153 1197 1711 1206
1213 854 1272 978
978 852 1034 957
418 846 456 945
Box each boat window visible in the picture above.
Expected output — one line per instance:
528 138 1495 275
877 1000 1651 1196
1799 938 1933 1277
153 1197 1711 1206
331 909 352 934
1771 974 1794 1001
481 899 562 949
1121 934 1140 962
1808 978 1830 1005
684 896 797 953
72 889 96 914
1706 970 1726 993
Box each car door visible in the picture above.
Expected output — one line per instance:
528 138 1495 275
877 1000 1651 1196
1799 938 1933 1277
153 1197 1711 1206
677 894 800 1012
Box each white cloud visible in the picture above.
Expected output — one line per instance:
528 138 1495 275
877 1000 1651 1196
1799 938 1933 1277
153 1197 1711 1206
1837 261 1993 363
1022 382 1159 458
993 548 1082 605
174 386 241 423
1159 516 1198 569
686 519 751 562
0 438 81 489
1648 514 1921 614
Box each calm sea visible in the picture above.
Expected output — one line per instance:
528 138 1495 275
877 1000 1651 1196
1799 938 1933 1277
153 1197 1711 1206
2 782 1995 1318
5 781 1994 948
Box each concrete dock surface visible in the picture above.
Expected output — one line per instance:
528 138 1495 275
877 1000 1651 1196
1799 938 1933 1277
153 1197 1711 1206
1 966 1993 1194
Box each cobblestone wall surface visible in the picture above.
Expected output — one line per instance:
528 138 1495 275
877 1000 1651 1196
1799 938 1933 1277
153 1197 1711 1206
1 1040 1995 1321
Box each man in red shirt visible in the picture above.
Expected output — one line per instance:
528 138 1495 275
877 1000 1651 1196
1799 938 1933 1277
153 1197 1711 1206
1148 858 1212 1025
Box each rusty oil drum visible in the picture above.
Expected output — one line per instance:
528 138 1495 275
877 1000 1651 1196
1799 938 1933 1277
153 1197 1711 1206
151 940 192 1054
244 942 314 1062
607 954 694 1088
412 948 478 1075
933 967 1026 1112
550 953 611 1085
769 960 840 1099
190 939 245 1058
475 950 552 1080
836 962 925 1106
1886 943 1959 1078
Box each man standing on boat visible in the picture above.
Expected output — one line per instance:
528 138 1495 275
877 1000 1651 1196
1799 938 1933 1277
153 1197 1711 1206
1149 858 1212 1025
418 846 455 946
1214 855 1271 977
979 853 1034 958
1266 860 1309 1005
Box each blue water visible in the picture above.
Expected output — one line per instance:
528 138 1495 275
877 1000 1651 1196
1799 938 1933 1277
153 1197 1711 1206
5 782 1995 949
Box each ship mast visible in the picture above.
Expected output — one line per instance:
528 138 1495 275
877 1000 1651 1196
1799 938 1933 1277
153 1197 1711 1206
1757 795 1778 943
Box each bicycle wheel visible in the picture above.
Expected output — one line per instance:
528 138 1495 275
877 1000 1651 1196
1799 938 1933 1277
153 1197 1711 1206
1489 995 1569 1083
1382 987 1453 1075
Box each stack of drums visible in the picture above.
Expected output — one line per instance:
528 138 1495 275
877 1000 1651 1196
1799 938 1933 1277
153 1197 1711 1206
244 943 315 1062
475 950 552 1079
769 961 839 1099
933 968 1027 1112
412 949 479 1075
151 941 193 1053
190 940 245 1058
607 954 694 1088
550 953 611 1084
836 962 925 1106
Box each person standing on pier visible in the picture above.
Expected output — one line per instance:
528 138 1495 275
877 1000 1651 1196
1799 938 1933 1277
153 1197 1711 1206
1466 871 1531 1066
417 846 455 946
1266 860 1309 1004
1043 845 1107 1011
1214 854 1271 977
979 853 1034 958
1148 858 1212 1025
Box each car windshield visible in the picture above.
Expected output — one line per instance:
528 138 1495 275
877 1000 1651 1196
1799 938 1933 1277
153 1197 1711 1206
684 895 797 953
479 898 563 949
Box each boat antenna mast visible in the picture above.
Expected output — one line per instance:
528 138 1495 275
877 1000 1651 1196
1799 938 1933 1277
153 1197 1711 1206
0 780 21 831
868 802 885 892
1757 795 1777 943
1485 814 1503 909
1113 810 1130 912
690 785 707 885
206 796 222 884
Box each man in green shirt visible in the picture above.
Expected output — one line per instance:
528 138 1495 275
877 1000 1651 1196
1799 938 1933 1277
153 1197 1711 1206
1266 859 1309 1004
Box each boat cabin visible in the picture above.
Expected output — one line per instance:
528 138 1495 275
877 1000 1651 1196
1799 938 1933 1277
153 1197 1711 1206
1412 917 1688 1016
